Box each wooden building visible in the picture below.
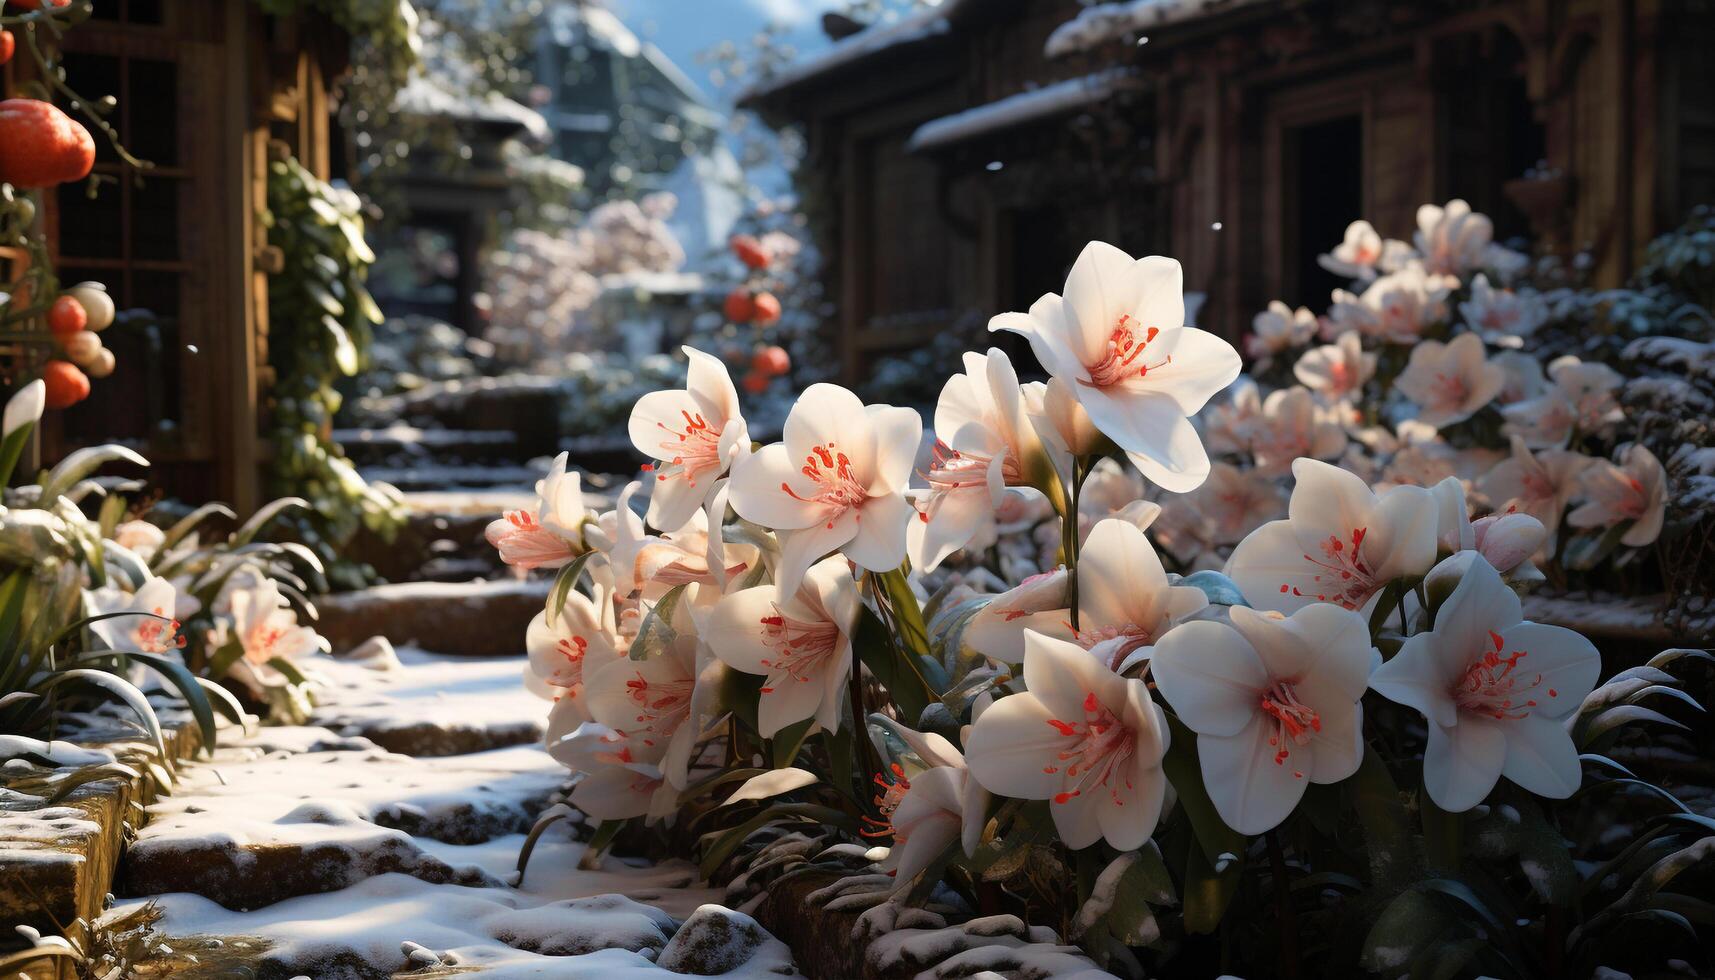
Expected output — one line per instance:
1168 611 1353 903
742 0 1715 382
1 0 350 511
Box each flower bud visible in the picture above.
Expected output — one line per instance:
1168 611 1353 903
3 379 44 437
1471 512 1547 573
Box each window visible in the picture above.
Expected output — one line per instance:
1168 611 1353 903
1284 115 1363 308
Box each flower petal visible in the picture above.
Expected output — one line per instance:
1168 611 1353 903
1149 620 1268 738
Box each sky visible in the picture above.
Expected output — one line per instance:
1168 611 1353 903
603 0 847 104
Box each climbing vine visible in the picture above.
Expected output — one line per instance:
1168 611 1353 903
262 147 403 588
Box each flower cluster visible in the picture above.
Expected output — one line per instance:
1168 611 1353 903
496 229 1705 976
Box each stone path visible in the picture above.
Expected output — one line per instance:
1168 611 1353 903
103 646 802 979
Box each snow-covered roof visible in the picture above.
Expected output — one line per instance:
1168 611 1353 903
906 68 1140 153
738 0 972 103
1044 0 1270 59
394 75 551 141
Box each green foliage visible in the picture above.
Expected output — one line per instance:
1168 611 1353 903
262 150 404 587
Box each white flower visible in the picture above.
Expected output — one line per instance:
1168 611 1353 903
1226 458 1438 615
1192 462 1287 547
486 511 577 570
112 520 166 561
1249 386 1348 475
629 346 751 532
729 383 920 599
1370 554 1599 811
1458 274 1548 348
1328 266 1451 345
1492 349 1548 405
1294 331 1376 403
583 609 702 789
1566 443 1667 547
3 380 44 438
1065 518 1207 671
228 578 326 666
1414 199 1496 277
1470 512 1549 576
963 569 1073 664
1152 604 1373 834
1316 220 1386 282
1204 378 1263 455
1478 436 1596 535
1246 301 1318 363
88 576 183 655
526 586 623 719
1024 376 1107 460
869 717 989 892
704 556 860 737
557 722 679 822
1394 332 1505 429
964 631 1170 850
988 241 1241 492
1500 355 1624 449
911 349 1062 572
535 451 589 543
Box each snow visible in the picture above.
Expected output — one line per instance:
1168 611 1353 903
307 644 546 749
907 69 1139 153
1044 0 1270 59
738 1 968 103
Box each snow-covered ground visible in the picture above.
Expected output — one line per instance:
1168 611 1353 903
105 647 802 978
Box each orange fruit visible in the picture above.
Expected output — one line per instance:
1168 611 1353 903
741 371 770 395
48 295 87 335
42 361 90 409
0 99 96 189
729 234 771 270
0 31 15 67
750 345 790 377
723 288 756 324
751 291 782 325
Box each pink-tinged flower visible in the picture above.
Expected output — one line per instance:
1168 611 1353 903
1328 266 1452 345
911 349 1063 572
1204 378 1263 456
1192 462 1287 547
629 346 751 532
1394 333 1505 429
486 510 578 570
1294 331 1376 403
1477 436 1597 535
536 451 589 542
615 495 753 600
1492 350 1548 405
1500 355 1624 449
228 578 327 665
1567 443 1667 547
964 631 1170 850
1249 386 1348 475
1471 513 1549 576
1246 301 1318 364
1414 199 1497 277
704 556 860 737
988 241 1241 492
89 576 184 655
584 614 701 788
557 722 679 822
728 383 921 600
1317 220 1387 281
1226 458 1438 615
867 717 989 892
964 569 1074 664
1370 554 1599 811
1066 519 1208 670
1152 604 1373 834
526 586 623 724
1459 274 1548 348
112 520 166 561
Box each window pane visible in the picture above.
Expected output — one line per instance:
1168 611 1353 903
56 182 125 259
131 177 181 261
126 59 179 166
126 0 164 25
58 53 123 166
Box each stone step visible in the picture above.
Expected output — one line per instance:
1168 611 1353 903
331 424 521 468
350 375 563 459
314 580 550 658
360 462 545 493
0 723 203 958
120 740 567 911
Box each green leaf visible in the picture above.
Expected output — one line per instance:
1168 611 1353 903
853 607 935 728
1350 740 1419 893
697 802 857 879
125 651 218 753
769 718 814 769
268 656 310 686
1420 788 1462 874
630 584 688 661
233 497 310 546
1180 829 1241 935
160 503 238 553
38 444 149 502
549 552 596 620
322 315 360 376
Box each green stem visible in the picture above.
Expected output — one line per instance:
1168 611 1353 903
1265 830 1302 980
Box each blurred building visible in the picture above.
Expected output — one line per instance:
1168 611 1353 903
743 0 1715 382
0 0 350 509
